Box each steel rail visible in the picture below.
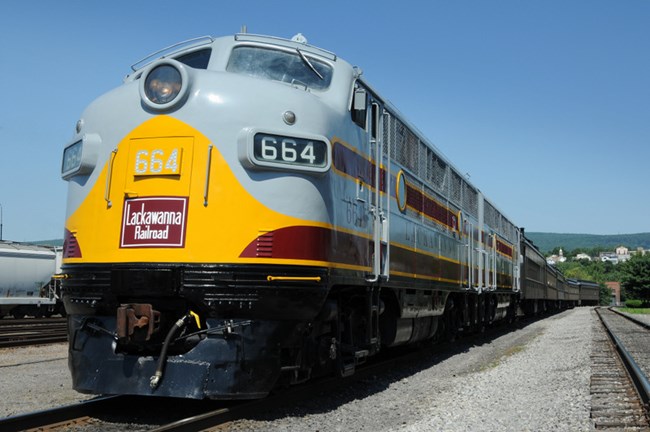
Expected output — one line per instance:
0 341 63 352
596 308 650 408
0 395 128 432
151 401 257 432
0 321 68 348
0 324 67 334
0 335 68 348
610 307 650 331
0 317 66 327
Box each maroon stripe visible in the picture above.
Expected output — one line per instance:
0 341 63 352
333 141 459 232
406 186 459 231
496 239 513 257
240 226 463 283
332 141 388 194
239 226 371 267
333 142 374 186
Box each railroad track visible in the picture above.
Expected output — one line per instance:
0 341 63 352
149 321 539 431
592 308 650 430
0 395 128 432
0 393 248 431
0 351 424 432
0 327 473 431
147 353 409 432
0 314 562 431
0 317 67 348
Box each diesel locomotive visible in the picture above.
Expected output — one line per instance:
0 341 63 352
60 33 598 400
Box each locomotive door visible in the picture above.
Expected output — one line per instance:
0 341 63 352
367 96 389 282
462 216 474 289
490 234 498 290
485 234 496 290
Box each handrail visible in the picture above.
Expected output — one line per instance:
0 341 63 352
203 145 213 206
104 149 117 208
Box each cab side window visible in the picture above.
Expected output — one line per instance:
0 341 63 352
351 85 368 129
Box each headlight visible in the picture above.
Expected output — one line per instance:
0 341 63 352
140 59 189 111
145 65 181 104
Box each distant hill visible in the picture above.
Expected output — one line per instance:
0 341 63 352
525 232 650 253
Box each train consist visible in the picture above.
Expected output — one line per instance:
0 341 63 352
0 241 64 318
520 235 600 314
60 33 600 400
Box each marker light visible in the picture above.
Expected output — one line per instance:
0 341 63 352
62 140 83 175
61 134 101 180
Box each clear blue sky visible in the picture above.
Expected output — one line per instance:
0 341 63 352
1 0 648 241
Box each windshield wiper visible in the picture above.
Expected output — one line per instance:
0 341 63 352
297 48 324 81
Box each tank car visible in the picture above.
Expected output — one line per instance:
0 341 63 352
0 241 63 318
60 32 524 400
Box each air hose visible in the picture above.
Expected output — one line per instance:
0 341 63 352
150 313 193 389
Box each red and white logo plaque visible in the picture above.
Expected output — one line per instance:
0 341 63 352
120 197 188 248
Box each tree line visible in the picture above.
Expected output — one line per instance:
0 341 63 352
554 249 650 306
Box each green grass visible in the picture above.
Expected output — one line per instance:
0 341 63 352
617 307 650 314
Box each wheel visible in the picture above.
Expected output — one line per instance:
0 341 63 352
443 298 461 342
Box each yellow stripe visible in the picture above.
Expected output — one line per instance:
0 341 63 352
389 270 460 285
267 276 322 282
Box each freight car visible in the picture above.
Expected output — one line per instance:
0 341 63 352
0 241 64 318
59 32 597 400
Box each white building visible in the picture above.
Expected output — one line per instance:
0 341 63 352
600 253 619 264
615 246 631 263
547 248 567 265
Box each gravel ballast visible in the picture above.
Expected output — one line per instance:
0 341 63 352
0 343 91 418
397 307 593 432
229 307 594 432
0 308 595 431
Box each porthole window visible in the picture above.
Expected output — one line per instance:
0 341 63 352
396 170 407 212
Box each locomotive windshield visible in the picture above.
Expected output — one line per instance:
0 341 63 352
175 48 211 69
226 46 333 90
